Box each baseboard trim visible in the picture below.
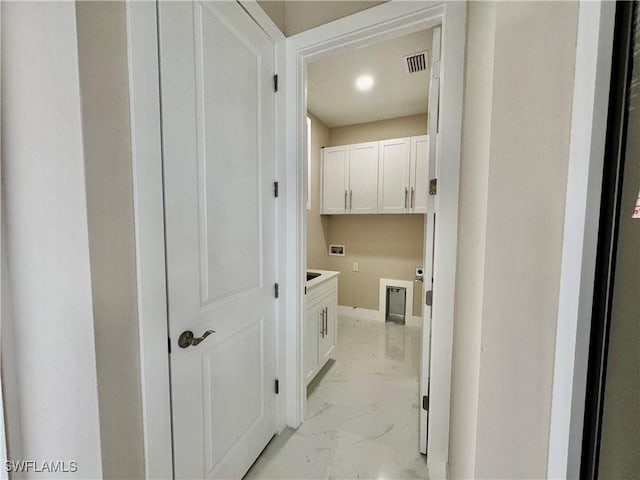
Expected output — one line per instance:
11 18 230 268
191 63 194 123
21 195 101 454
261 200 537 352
337 305 423 327
337 305 382 321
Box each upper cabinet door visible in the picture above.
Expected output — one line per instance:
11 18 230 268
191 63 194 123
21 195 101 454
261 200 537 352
410 135 430 213
321 146 349 214
348 142 379 214
378 137 411 213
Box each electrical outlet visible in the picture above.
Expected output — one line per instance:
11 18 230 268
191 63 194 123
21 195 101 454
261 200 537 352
353 262 359 272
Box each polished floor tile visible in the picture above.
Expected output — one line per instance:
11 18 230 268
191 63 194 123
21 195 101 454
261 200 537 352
245 315 428 480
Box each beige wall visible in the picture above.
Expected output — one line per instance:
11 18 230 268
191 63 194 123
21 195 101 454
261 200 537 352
257 0 285 33
76 2 145 478
307 112 331 269
329 113 428 146
307 114 426 316
450 2 579 478
325 215 425 316
258 1 387 37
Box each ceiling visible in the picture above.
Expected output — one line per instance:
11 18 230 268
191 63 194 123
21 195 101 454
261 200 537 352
307 28 433 128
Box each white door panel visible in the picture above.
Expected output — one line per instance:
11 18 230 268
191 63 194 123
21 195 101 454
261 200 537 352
348 142 379 214
322 146 349 214
304 301 321 384
159 2 277 478
410 135 429 214
420 26 441 455
379 137 411 213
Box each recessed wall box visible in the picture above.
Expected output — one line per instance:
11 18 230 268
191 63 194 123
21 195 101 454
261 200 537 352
329 244 345 256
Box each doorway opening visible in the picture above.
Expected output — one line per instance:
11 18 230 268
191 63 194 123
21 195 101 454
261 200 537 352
303 26 435 469
247 22 442 480
278 2 464 476
309 21 437 440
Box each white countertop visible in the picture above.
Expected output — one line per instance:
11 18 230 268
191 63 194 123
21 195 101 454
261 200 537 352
306 269 340 289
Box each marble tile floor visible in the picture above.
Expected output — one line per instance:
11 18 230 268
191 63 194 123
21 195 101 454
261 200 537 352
245 315 428 480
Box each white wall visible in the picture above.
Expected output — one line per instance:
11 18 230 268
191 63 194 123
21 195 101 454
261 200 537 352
474 4 578 477
449 2 579 478
449 2 495 477
75 2 145 478
1 2 103 477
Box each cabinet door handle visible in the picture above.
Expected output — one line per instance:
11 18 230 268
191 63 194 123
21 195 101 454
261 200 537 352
320 309 325 338
327 307 329 334
411 186 415 209
404 187 408 209
324 307 328 335
349 190 353 211
344 190 347 210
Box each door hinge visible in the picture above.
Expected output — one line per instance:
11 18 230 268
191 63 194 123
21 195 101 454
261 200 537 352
432 60 441 80
423 394 429 411
168 337 171 354
274 283 279 299
273 74 278 93
274 181 279 198
425 290 433 306
275 378 280 394
429 178 437 195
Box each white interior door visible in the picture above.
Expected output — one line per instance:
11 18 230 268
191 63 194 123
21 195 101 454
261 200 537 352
420 25 441 456
348 142 379 213
321 146 349 214
378 137 411 213
158 2 277 478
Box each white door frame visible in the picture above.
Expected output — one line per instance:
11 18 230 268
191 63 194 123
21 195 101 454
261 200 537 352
547 2 615 478
284 2 466 475
125 2 286 477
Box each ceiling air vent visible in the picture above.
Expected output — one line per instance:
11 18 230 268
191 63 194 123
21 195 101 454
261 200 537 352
404 51 428 74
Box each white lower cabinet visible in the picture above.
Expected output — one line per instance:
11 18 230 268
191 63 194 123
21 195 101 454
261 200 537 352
305 275 338 385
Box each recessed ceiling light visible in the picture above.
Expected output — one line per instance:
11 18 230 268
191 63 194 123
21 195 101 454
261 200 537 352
356 75 374 91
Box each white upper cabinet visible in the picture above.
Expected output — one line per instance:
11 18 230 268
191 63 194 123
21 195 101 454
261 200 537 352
410 135 430 214
321 135 428 215
378 137 411 213
348 142 379 214
321 145 349 214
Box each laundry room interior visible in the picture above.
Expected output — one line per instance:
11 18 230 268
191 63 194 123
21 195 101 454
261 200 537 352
305 27 434 338
299 17 438 458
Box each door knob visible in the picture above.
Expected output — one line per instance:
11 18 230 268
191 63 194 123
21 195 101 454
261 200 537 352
178 329 215 348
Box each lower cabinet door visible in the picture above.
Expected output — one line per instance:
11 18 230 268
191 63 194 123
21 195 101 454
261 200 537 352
319 297 336 363
304 300 321 384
